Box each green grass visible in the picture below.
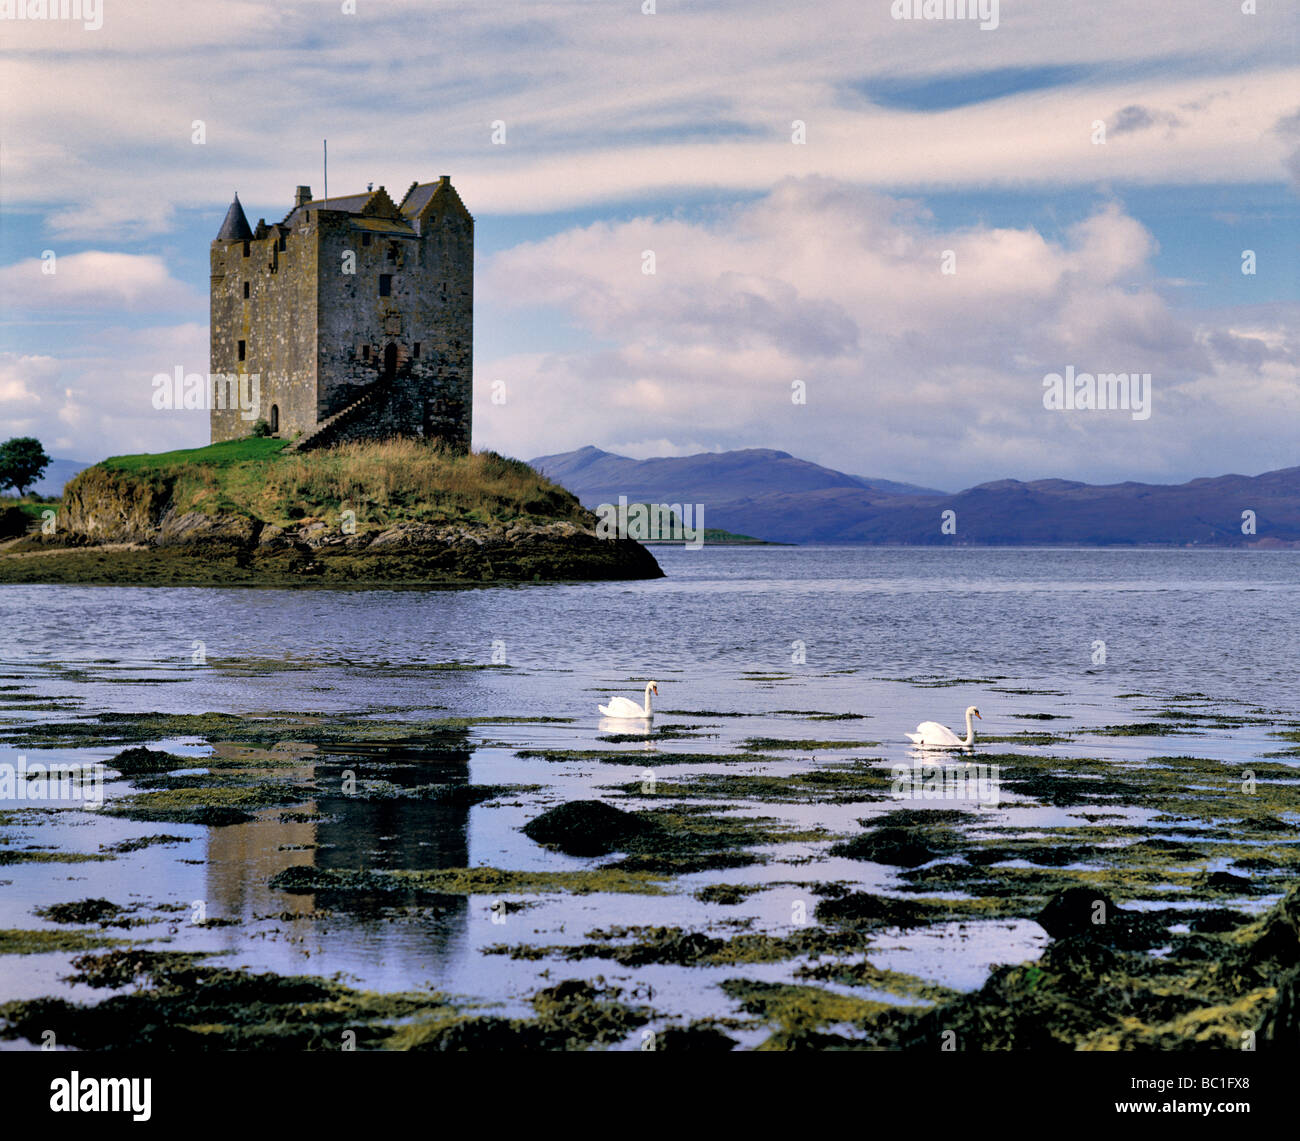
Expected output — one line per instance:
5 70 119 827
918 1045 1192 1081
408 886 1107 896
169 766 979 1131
624 503 770 544
0 498 58 521
702 528 766 544
100 437 290 472
70 439 588 532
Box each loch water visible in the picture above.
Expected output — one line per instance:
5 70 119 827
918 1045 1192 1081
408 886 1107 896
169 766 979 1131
1 546 1297 1044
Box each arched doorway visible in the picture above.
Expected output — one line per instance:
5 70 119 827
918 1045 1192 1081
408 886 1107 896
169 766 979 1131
269 404 279 433
383 343 397 384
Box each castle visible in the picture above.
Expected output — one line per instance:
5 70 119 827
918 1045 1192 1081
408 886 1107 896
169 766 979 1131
210 177 473 451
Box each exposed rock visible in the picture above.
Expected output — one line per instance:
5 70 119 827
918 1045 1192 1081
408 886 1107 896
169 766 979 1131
1037 933 1121 976
1037 887 1118 939
1257 968 1300 1047
109 747 193 775
829 826 946 867
1239 885 1300 970
59 467 174 543
35 899 124 926
814 891 927 929
407 1016 542 1051
257 523 289 548
1203 870 1254 893
298 521 329 543
156 510 260 549
522 800 663 857
368 523 444 550
1035 887 1169 950
1189 909 1251 934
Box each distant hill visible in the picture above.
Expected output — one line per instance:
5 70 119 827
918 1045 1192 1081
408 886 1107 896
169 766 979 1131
528 446 1300 546
32 458 91 498
531 446 943 503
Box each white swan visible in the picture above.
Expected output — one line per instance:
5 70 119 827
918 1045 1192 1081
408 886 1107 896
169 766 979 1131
599 681 658 719
906 705 981 748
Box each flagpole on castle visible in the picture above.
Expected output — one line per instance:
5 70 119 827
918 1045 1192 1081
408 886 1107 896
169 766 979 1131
323 139 328 207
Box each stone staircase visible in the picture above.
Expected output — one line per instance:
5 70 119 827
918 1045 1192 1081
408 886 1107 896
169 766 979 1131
285 382 386 452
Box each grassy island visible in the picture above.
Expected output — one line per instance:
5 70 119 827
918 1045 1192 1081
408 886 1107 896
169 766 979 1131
0 439 663 586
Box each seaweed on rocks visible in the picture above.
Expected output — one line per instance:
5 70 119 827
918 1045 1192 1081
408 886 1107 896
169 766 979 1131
521 800 666 857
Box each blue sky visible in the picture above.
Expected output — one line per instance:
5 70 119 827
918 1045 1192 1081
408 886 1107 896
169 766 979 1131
1 0 1297 490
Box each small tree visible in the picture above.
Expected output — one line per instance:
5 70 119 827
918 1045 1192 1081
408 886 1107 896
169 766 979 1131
0 437 51 498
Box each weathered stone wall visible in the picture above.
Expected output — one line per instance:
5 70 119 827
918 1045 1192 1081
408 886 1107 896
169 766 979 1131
314 202 473 450
211 180 473 452
210 225 318 441
314 213 420 423
409 195 474 451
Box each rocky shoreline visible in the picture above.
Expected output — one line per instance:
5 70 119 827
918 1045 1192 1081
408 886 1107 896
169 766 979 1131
0 506 663 586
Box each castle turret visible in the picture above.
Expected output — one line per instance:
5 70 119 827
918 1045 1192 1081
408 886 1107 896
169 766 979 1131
216 193 253 241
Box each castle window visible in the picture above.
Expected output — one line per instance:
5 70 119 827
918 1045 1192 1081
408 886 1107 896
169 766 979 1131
242 241 250 257
362 345 370 361
278 235 286 252
269 405 279 433
243 281 249 298
362 233 371 247
386 243 398 263
413 342 420 359
379 274 392 297
238 340 246 362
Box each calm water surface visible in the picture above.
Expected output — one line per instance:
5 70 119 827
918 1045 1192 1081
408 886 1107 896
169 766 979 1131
1 547 1297 1045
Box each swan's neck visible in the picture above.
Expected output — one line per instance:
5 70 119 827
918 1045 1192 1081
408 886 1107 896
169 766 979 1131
962 711 975 747
644 685 654 716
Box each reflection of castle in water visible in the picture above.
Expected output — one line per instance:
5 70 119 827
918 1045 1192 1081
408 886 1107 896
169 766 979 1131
314 745 470 873
204 734 475 968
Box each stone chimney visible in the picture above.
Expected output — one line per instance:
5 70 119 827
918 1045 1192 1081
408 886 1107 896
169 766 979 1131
294 185 312 208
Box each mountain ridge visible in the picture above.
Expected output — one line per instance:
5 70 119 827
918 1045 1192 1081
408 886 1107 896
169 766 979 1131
528 446 1300 546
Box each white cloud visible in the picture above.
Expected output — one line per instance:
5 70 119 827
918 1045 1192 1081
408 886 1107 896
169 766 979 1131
44 197 180 242
0 252 201 311
2 0 1295 486
0 354 55 421
476 179 1295 487
0 1 1296 235
0 324 210 458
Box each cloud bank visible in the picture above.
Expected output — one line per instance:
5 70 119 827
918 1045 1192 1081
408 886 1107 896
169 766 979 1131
477 180 1296 488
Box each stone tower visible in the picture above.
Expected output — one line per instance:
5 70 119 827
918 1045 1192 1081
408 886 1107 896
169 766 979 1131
209 177 473 451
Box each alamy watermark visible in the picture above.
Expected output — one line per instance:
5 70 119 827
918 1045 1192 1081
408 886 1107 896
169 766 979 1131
0 0 102 31
151 368 261 421
1042 366 1151 421
49 1071 150 1121
891 0 999 32
595 497 705 550
0 757 105 810
891 761 1001 807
